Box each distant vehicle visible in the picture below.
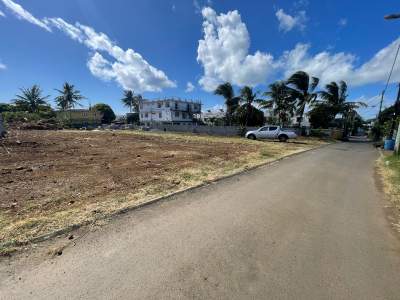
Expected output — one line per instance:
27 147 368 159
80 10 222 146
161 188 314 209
245 126 297 142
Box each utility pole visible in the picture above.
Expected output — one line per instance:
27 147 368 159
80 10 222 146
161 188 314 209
389 84 400 138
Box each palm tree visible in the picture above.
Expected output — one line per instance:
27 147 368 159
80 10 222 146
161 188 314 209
121 90 141 113
14 85 49 113
320 81 367 137
240 86 263 126
214 82 240 125
286 71 319 128
259 81 296 126
54 82 85 110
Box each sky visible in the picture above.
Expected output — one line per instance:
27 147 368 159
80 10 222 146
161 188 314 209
0 0 400 119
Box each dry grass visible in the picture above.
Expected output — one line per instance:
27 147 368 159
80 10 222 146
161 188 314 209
0 130 327 255
379 153 400 202
378 152 400 232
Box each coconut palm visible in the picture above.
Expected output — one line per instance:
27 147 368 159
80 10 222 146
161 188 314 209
259 81 296 126
319 81 366 114
14 85 49 113
214 82 240 125
240 86 263 126
121 90 141 113
54 82 85 110
320 81 367 137
286 71 319 128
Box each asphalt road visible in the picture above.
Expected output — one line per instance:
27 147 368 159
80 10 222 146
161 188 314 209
2 141 400 299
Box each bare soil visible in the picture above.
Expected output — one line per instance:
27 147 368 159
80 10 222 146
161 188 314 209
0 130 325 254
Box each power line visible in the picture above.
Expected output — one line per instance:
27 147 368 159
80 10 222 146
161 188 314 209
378 42 400 118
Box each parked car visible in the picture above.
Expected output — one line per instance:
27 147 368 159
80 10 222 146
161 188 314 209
245 126 297 142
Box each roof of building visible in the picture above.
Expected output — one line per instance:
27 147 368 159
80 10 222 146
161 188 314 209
141 98 201 104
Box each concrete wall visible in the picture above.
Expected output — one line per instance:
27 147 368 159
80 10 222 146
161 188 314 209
149 124 259 136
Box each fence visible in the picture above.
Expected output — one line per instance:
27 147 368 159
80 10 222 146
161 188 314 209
149 124 259 136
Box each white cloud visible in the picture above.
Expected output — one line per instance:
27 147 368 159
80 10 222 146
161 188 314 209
197 7 274 91
52 21 177 92
279 38 400 87
275 9 306 32
279 43 356 85
338 18 347 27
2 0 175 93
0 10 5 17
1 0 51 31
185 82 195 92
0 62 6 70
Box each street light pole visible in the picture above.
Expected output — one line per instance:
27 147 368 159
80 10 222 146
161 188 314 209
384 13 400 153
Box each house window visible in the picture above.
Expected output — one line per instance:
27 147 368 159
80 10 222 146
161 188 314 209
157 102 162 108
166 102 170 108
182 112 187 119
141 113 143 118
140 103 143 109
159 112 162 118
187 104 190 110
175 111 180 118
175 102 178 109
145 113 148 118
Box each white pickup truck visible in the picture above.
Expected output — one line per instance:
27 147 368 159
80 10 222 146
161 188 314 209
245 126 297 142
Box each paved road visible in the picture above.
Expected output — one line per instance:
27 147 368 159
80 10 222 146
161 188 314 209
2 142 400 299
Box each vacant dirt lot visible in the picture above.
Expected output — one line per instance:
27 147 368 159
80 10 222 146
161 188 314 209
0 130 326 254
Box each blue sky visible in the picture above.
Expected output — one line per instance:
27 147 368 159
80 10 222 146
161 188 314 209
0 0 400 119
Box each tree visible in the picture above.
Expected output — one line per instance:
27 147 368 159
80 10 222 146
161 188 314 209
121 90 141 113
239 86 263 126
92 103 116 124
233 105 265 127
259 81 296 126
308 103 335 128
214 82 240 125
319 81 366 137
286 71 319 128
319 81 348 117
55 82 85 110
14 85 49 113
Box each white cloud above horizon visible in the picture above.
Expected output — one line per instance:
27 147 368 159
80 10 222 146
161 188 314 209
0 9 5 17
197 6 400 91
1 0 176 93
185 82 195 92
280 39 400 86
275 9 307 32
3 1 400 95
1 0 51 31
197 7 275 91
0 62 6 70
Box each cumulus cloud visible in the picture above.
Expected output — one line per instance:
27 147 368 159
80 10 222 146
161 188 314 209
275 9 306 32
1 0 51 31
279 43 356 85
279 39 400 86
185 82 195 92
50 21 176 92
1 0 175 92
197 7 274 91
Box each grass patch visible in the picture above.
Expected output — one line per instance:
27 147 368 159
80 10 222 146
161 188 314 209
381 154 400 203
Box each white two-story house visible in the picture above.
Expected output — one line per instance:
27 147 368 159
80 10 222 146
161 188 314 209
139 99 201 126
